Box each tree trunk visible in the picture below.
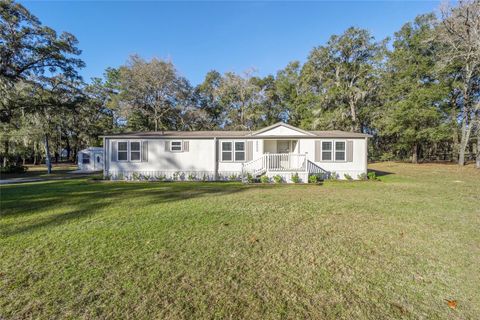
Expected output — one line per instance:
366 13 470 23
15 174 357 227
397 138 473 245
44 134 52 174
458 66 473 166
349 100 360 132
33 142 37 165
3 140 9 167
458 115 472 166
412 143 418 164
66 137 71 161
451 107 459 163
476 130 480 169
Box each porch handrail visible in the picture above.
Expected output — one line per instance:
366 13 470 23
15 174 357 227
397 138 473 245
243 153 307 175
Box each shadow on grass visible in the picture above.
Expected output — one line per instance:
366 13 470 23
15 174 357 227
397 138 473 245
368 169 394 177
0 180 255 238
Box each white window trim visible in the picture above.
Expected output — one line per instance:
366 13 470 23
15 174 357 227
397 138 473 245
234 141 246 162
321 141 333 162
334 140 347 162
220 141 234 162
170 140 183 152
220 140 246 162
321 139 347 162
117 141 129 162
117 140 142 162
129 140 142 162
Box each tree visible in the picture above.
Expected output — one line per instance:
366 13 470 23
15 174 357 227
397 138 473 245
302 27 386 132
195 70 225 129
436 0 480 165
117 55 192 132
0 0 84 171
33 77 83 173
217 70 263 130
251 75 286 126
380 15 449 163
275 61 313 128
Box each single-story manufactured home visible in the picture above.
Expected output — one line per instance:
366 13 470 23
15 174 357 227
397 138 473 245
102 122 371 182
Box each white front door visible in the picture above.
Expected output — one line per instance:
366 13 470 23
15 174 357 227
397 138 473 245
93 152 103 171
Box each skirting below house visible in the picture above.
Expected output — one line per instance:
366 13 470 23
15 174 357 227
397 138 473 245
106 170 243 182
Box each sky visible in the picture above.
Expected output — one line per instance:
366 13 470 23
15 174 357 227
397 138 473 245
20 1 441 85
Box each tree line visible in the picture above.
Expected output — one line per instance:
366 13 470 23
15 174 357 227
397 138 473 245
1 0 479 172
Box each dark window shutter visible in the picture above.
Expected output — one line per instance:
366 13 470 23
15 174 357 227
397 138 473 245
111 141 117 162
142 141 148 162
347 140 353 162
165 141 170 152
314 141 321 162
246 141 253 161
183 140 189 152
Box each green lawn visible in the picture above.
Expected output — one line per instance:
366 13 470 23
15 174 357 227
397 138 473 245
1 163 479 319
0 163 78 180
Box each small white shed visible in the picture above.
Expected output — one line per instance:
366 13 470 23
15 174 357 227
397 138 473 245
78 147 104 171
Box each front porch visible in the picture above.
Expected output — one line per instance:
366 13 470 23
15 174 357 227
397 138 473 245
242 152 327 183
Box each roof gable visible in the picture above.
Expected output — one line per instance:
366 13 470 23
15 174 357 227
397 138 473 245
251 122 315 137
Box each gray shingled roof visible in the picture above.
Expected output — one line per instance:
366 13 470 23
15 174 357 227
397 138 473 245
102 130 371 138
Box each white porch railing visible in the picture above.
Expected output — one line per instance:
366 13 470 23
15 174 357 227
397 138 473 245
242 153 307 175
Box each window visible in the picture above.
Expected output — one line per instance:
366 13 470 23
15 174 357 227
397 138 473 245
235 142 245 161
221 142 232 161
171 141 182 152
130 142 141 161
335 141 346 161
221 141 246 162
82 154 90 164
321 141 332 161
118 142 128 161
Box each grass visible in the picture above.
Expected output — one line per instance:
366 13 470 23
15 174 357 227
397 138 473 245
0 162 479 319
0 163 78 180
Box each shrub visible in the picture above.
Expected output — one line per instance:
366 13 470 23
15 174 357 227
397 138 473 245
368 171 378 180
273 175 283 184
229 174 238 181
328 171 338 180
0 165 28 174
291 172 300 183
308 175 318 184
132 172 141 181
187 173 197 181
344 173 353 181
379 152 395 161
260 175 270 184
246 173 255 183
358 173 368 180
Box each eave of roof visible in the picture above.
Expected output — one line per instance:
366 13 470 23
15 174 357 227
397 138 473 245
101 130 372 139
